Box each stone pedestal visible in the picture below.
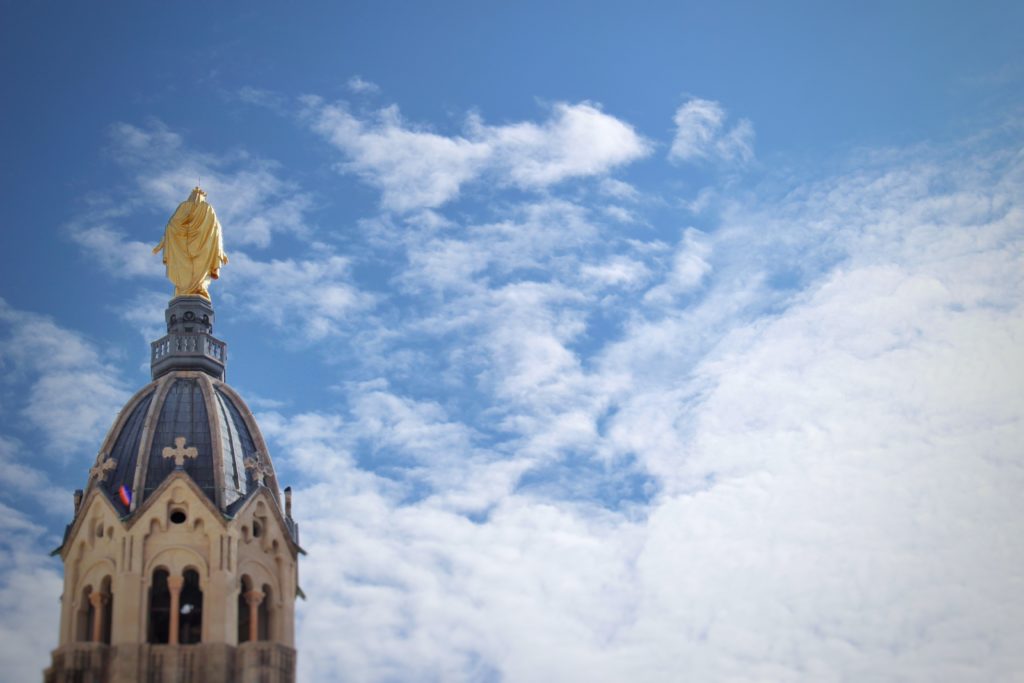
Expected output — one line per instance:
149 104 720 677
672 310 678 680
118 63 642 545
150 297 227 381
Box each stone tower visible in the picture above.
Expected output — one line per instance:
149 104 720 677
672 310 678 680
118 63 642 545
44 294 302 682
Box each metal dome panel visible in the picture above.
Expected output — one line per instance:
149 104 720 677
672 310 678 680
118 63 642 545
145 378 216 503
100 389 154 512
214 386 260 506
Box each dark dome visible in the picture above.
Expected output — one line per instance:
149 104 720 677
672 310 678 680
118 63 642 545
92 371 279 516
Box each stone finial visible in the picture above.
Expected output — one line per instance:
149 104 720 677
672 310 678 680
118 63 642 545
244 453 272 487
162 436 198 468
89 454 118 483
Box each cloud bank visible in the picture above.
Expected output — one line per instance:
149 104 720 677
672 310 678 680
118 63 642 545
281 136 1024 681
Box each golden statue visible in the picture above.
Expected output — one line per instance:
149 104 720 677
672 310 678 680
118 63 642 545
153 187 228 301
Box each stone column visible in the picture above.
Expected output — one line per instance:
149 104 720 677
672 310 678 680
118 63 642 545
245 590 265 642
89 591 109 643
167 575 184 645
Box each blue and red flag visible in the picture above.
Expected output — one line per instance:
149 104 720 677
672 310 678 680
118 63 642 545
118 485 132 507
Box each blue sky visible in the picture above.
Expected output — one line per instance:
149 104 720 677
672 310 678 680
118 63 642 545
2 2 1024 681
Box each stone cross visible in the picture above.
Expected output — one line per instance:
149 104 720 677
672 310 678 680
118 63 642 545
162 436 198 468
244 453 271 486
89 454 117 483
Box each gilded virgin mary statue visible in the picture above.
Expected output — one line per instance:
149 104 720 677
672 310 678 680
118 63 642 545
153 186 228 300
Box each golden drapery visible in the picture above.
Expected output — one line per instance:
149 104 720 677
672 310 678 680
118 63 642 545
153 187 228 300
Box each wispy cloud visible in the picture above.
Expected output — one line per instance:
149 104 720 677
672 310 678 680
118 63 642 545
0 299 130 454
70 224 164 279
643 228 712 305
305 100 651 212
669 97 754 166
68 122 374 345
235 85 289 113
347 75 381 94
0 502 62 683
226 251 375 342
0 436 71 515
599 177 641 202
278 132 1024 681
107 121 314 248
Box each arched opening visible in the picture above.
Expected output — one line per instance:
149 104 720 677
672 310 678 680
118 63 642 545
99 576 113 644
237 575 252 643
148 569 170 644
76 585 93 642
179 569 203 644
258 584 272 641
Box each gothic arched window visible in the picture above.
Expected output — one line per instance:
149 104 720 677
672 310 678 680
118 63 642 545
179 569 203 644
148 569 170 644
76 586 93 642
258 584 272 641
238 575 252 643
99 576 113 645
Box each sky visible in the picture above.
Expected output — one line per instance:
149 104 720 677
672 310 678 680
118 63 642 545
2 1 1024 681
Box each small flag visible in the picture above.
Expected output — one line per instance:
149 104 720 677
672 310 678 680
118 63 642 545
118 485 132 507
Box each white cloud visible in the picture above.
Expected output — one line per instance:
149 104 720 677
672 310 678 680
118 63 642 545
0 436 71 514
580 255 652 289
0 503 62 683
109 120 183 162
307 101 650 212
107 121 314 248
400 199 603 299
602 205 638 223
225 251 375 342
70 224 164 279
309 103 491 212
235 85 288 112
0 299 130 454
669 97 755 166
294 491 641 682
118 289 172 344
470 102 652 188
599 177 641 202
347 75 381 94
643 228 712 305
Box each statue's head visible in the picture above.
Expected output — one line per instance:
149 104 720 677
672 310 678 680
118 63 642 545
188 186 208 203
